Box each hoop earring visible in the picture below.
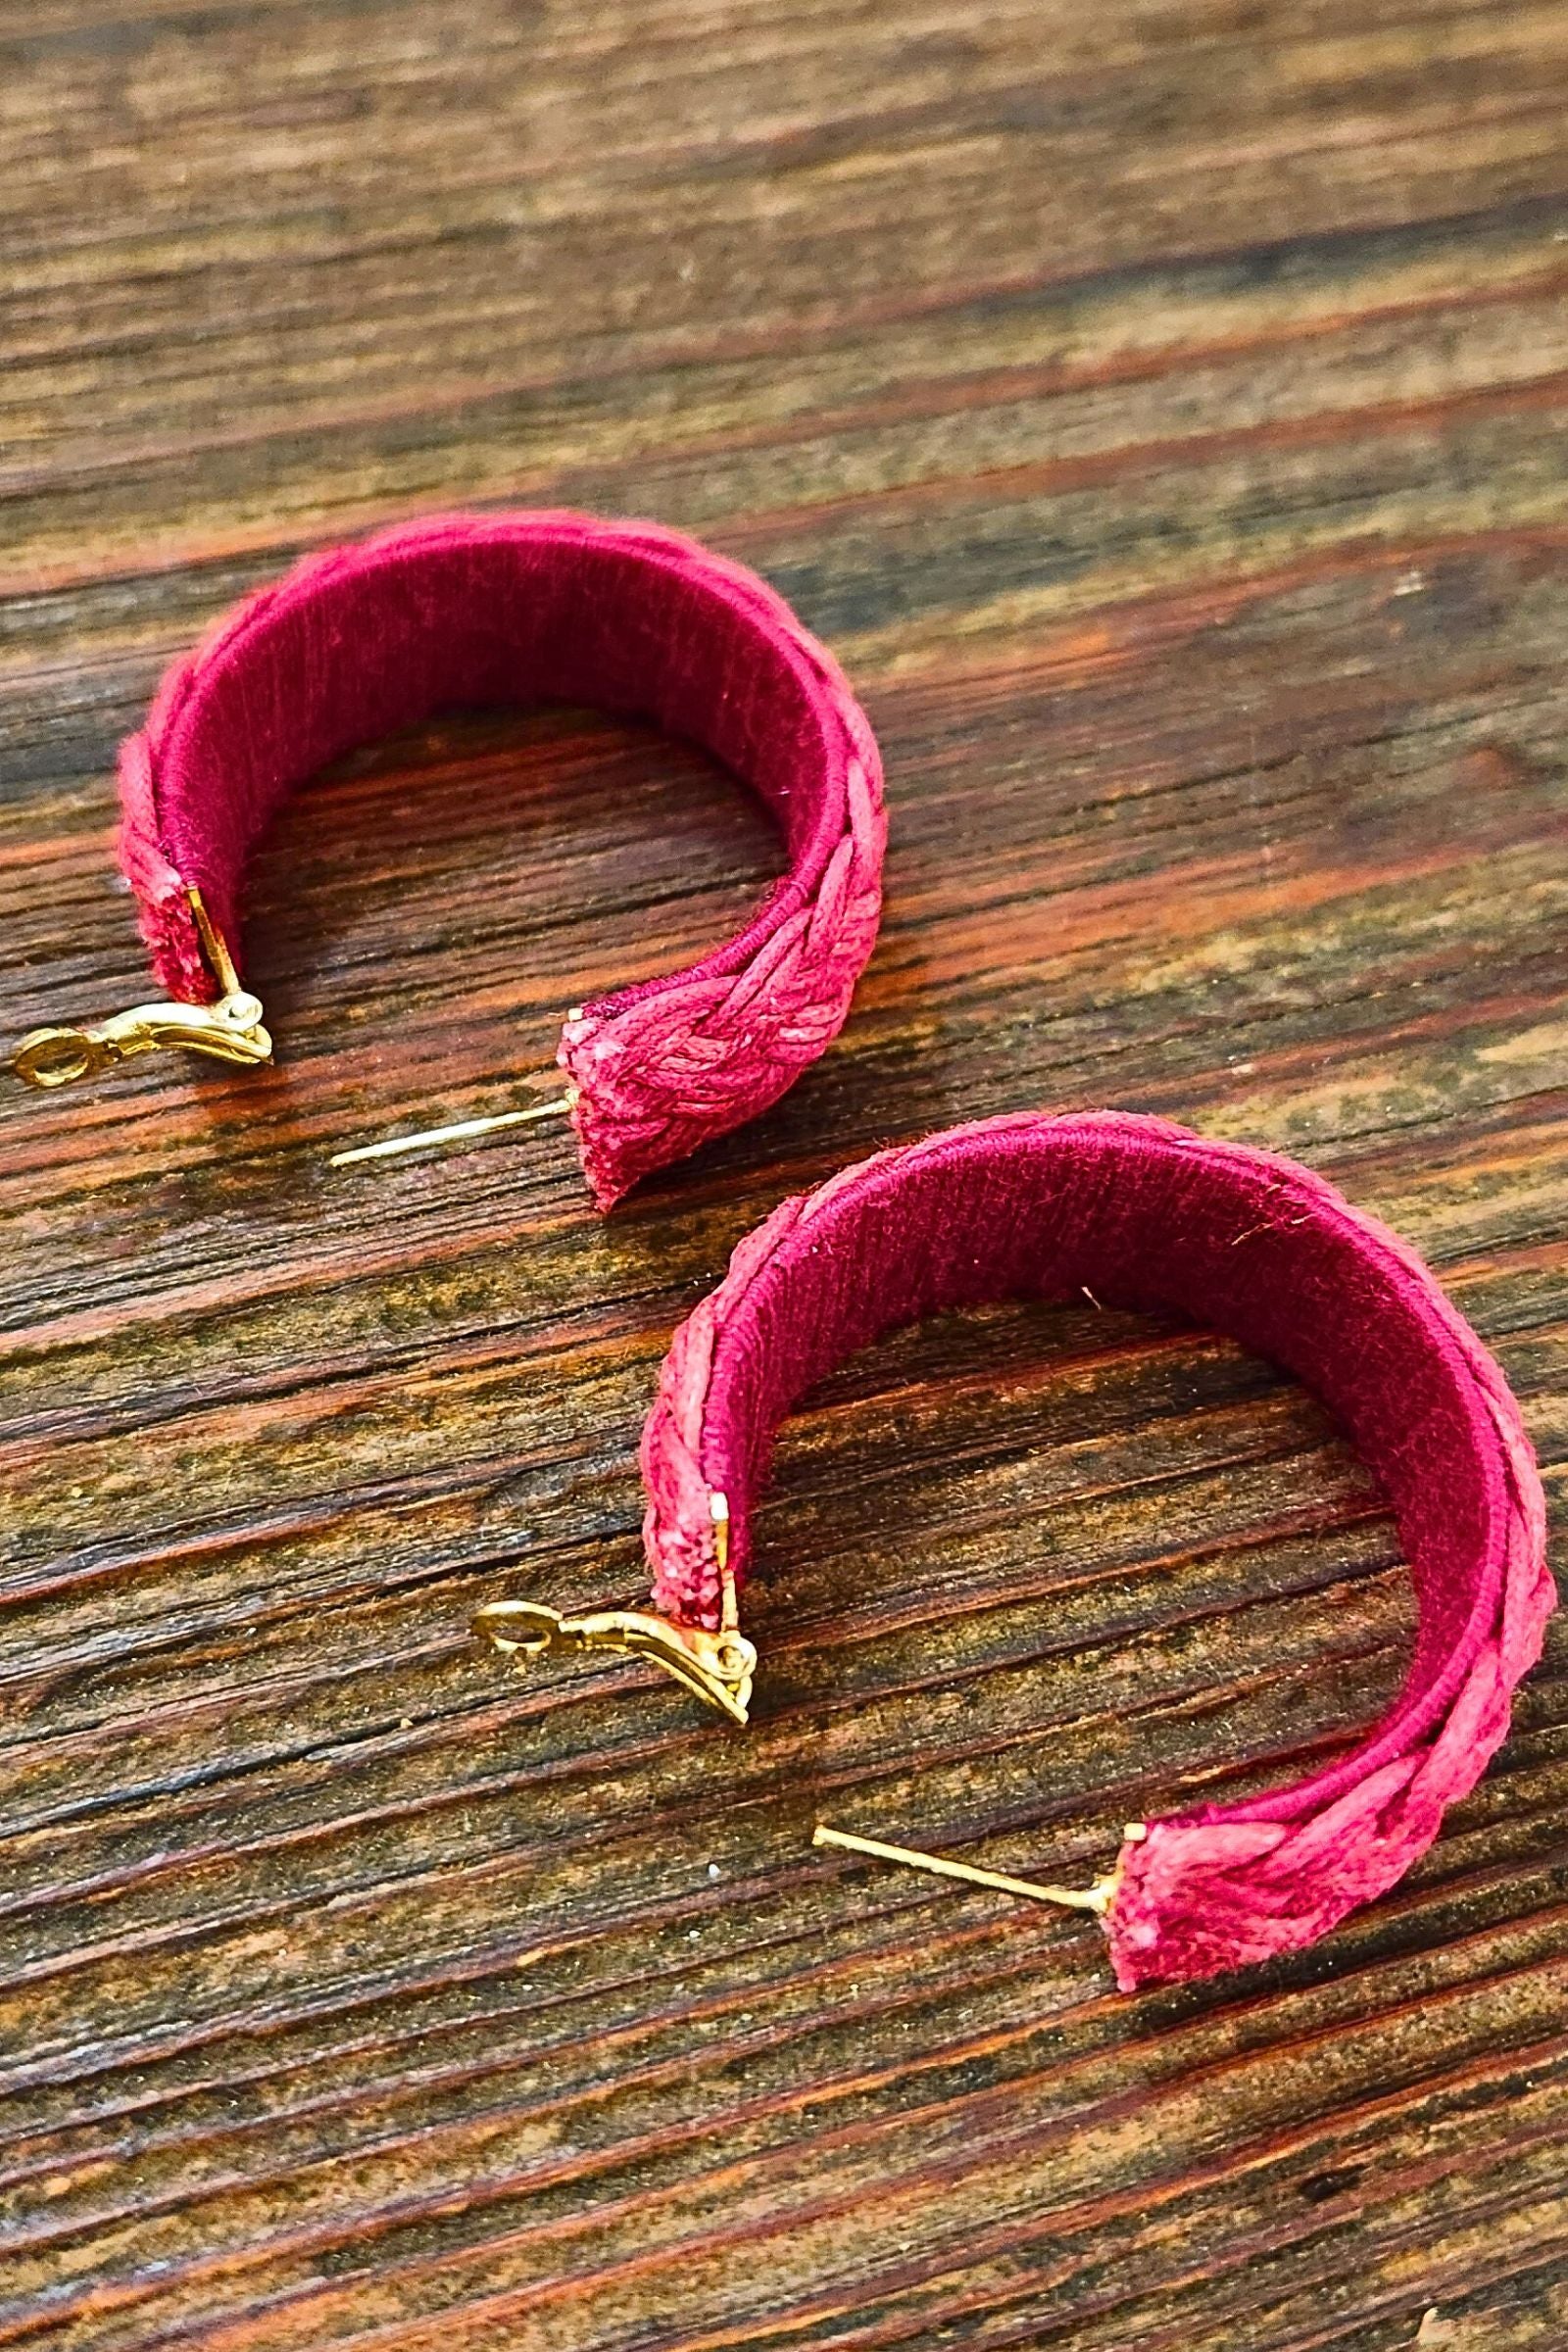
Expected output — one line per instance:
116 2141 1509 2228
479 1110 1552 1989
11 511 886 1209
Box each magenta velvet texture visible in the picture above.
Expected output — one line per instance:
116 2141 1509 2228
118 511 886 1207
639 1111 1553 1988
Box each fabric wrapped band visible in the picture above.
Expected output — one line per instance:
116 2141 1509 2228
119 511 886 1207
640 1111 1552 1987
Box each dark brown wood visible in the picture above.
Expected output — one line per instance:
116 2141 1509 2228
1 4 1565 2345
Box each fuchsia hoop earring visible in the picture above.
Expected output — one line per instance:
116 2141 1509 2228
478 1111 1552 1989
11 511 886 1209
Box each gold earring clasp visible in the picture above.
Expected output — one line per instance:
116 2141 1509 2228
473 1492 755 1724
473 1598 756 1724
11 889 271 1090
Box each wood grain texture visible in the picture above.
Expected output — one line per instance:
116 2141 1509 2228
0 3 1565 2345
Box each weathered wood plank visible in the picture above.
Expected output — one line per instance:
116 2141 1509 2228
0 3 1564 2346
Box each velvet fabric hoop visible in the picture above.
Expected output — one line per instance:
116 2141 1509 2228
118 511 886 1207
640 1111 1553 1987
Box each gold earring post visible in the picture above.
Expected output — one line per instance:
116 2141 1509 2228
328 994 582 1168
328 1089 576 1167
811 1823 1141 1917
710 1490 741 1634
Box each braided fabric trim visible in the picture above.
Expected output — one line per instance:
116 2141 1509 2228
1108 1240 1551 1989
556 539 885 1206
117 512 886 1208
639 1111 1554 1988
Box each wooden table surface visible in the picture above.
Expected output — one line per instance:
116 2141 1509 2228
2 5 1566 2347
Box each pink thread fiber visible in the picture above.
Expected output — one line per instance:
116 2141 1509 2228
639 1111 1553 1988
118 511 886 1206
